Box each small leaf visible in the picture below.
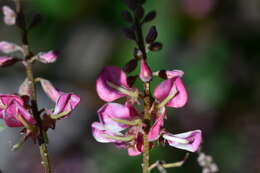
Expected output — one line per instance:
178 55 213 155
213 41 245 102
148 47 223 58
122 27 136 41
123 59 138 73
145 26 158 43
143 11 156 23
149 42 163 51
122 10 133 23
127 75 138 87
134 6 144 20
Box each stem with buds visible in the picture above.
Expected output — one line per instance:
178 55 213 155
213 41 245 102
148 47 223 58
15 1 51 172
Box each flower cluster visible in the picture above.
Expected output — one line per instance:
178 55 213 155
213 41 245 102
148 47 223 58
92 66 202 156
0 5 80 144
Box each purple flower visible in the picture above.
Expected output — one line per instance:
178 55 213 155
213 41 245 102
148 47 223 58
0 41 21 54
139 59 152 82
163 130 202 152
0 56 19 67
52 93 80 119
2 6 16 25
96 66 138 102
37 51 58 64
154 71 188 108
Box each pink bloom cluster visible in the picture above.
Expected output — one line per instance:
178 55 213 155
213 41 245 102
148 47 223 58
92 65 202 156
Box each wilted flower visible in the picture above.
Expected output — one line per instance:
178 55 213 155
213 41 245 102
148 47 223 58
2 6 16 25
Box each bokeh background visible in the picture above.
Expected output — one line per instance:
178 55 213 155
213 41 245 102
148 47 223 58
0 0 260 172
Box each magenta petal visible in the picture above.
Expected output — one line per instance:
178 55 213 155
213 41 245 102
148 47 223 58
139 59 152 82
0 95 24 122
37 51 58 64
2 6 16 25
154 77 188 108
148 107 166 141
96 66 129 102
98 103 133 132
53 93 80 117
39 78 62 102
0 56 19 67
3 100 35 127
163 130 202 152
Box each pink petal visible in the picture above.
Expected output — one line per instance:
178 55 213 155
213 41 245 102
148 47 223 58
0 94 24 119
163 130 202 152
139 59 152 82
39 78 62 102
98 103 133 132
2 6 16 25
3 100 35 127
148 107 166 141
0 56 19 67
37 51 58 64
154 77 188 108
91 122 123 143
96 66 129 102
128 146 142 156
53 93 80 117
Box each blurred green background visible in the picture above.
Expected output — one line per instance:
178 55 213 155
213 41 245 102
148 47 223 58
0 0 260 172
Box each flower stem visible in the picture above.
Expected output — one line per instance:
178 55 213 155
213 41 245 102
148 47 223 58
15 1 52 172
134 14 152 173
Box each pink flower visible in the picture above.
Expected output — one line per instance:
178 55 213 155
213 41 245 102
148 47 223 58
154 72 188 108
0 41 21 54
163 130 202 152
148 107 166 141
37 51 58 64
97 103 136 132
3 100 36 127
0 94 24 118
96 66 137 102
165 70 184 79
2 6 16 25
52 93 80 118
39 78 62 102
139 59 152 82
0 56 19 67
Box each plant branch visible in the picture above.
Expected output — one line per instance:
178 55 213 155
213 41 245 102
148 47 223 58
15 1 52 173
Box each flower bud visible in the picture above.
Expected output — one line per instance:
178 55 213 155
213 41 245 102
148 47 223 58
0 56 19 67
37 51 58 64
0 41 21 54
18 78 32 97
2 6 16 25
139 59 152 82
